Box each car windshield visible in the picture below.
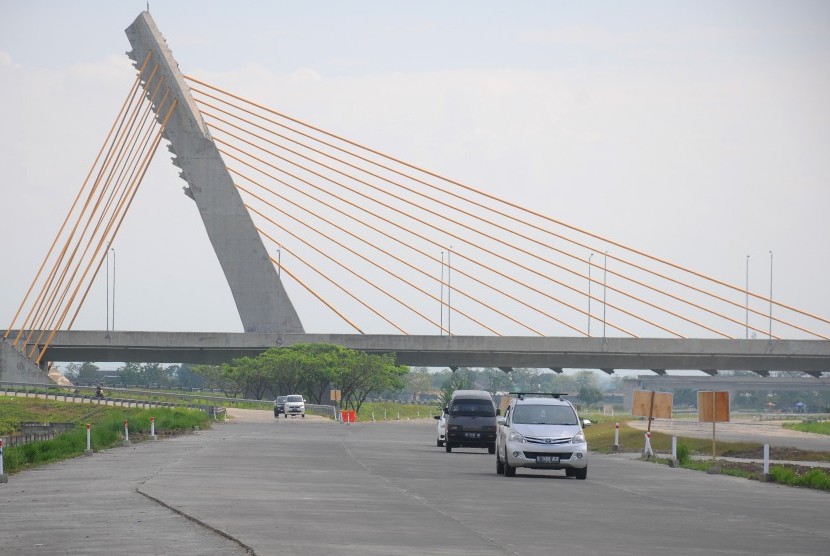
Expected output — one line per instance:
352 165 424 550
277 397 286 402
450 399 495 417
286 395 303 402
512 404 577 425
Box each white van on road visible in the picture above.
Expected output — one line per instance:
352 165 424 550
283 395 305 418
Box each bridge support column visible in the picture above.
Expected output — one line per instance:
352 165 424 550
0 340 53 384
125 12 304 334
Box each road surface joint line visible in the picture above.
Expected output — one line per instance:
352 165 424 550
135 486 257 555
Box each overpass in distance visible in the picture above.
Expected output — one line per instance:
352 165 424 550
37 331 830 376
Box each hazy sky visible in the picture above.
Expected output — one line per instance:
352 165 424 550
1 0 829 340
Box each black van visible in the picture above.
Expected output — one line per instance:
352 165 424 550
444 389 498 454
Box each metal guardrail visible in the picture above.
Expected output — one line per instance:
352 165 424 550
0 381 338 419
757 413 830 422
0 382 221 415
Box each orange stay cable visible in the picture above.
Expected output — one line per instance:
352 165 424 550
213 133 644 336
221 146 606 336
25 80 167 351
242 186 501 335
17 70 159 351
30 94 168 356
234 162 587 336
10 57 152 347
195 101 757 338
201 110 729 338
253 220 408 334
187 77 829 329
67 89 174 331
17 64 161 346
5 50 153 341
238 175 543 336
36 98 178 364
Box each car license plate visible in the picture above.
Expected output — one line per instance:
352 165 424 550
464 432 480 439
537 455 560 464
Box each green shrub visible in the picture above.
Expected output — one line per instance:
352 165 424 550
676 442 691 465
770 466 798 484
1 406 209 474
797 469 830 491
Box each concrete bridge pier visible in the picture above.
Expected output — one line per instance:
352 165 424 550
0 339 53 384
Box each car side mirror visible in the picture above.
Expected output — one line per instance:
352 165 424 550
497 416 506 426
496 408 501 416
434 415 440 420
582 419 592 427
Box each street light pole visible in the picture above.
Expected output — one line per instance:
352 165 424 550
603 251 608 340
106 246 109 331
769 250 773 339
111 247 115 330
745 254 749 339
588 253 593 336
447 247 452 336
440 251 444 335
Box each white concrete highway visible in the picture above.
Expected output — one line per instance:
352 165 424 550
1 412 828 555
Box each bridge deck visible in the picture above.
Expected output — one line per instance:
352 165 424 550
32 331 830 373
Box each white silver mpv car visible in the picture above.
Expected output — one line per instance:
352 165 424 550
496 393 589 479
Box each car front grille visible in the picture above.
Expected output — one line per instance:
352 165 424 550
525 436 570 445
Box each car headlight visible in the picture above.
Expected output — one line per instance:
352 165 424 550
571 431 586 444
508 430 526 443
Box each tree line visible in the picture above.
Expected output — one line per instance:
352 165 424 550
192 344 408 412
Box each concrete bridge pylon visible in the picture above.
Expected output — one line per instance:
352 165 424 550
125 12 303 334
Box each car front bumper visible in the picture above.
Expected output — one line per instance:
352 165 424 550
504 441 588 469
447 431 496 447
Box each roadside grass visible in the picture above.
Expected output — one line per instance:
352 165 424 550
0 397 106 435
585 420 830 492
583 420 759 456
784 421 830 435
770 466 830 491
357 402 440 421
1 398 209 475
583 419 830 461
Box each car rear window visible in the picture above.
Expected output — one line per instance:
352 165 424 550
512 404 577 425
450 399 495 417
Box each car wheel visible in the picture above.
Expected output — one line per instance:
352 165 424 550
488 443 496 455
496 453 505 475
504 459 516 477
445 443 452 453
437 438 444 447
574 467 587 480
283 414 287 418
301 414 305 418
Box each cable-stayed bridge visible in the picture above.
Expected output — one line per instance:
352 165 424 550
2 12 829 383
